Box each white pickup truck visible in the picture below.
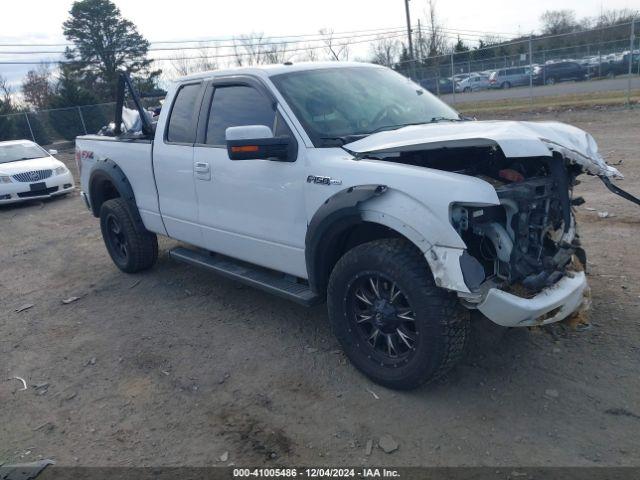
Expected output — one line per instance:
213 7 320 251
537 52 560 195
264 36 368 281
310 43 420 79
76 62 629 389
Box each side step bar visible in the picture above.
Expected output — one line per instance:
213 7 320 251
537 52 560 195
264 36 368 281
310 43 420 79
169 247 322 307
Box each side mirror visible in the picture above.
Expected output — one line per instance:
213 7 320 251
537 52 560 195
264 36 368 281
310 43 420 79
225 125 292 162
48 149 58 155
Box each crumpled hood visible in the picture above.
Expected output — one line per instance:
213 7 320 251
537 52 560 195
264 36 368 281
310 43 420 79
0 156 63 176
344 120 621 178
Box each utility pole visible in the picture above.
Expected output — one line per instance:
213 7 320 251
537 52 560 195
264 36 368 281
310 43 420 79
628 18 636 106
528 33 533 104
404 0 414 61
417 19 423 62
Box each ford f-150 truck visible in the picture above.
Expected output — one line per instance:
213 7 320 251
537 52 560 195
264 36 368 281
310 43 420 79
76 62 633 390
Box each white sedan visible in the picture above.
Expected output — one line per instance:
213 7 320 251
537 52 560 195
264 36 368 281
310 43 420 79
455 74 491 93
0 140 75 205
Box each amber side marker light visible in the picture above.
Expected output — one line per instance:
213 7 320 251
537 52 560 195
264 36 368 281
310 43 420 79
231 145 259 153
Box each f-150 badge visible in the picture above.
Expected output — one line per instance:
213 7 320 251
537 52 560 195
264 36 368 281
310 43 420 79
306 175 342 185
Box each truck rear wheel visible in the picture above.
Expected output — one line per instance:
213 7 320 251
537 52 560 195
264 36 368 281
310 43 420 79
99 198 158 273
327 238 469 390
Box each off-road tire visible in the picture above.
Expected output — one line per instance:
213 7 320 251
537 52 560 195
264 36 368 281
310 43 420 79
327 238 470 390
99 198 158 273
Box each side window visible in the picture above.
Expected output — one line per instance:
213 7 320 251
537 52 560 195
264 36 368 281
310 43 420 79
206 85 275 146
166 83 201 144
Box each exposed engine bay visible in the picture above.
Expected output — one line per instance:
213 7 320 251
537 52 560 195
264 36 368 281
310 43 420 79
370 146 588 294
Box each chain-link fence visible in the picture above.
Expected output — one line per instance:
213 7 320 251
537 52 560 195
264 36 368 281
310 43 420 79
0 102 115 148
396 19 639 106
0 93 165 149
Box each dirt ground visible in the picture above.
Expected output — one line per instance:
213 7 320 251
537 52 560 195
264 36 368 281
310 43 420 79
1 107 639 467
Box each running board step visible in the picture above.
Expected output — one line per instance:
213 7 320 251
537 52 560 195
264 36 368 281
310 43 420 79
169 247 321 307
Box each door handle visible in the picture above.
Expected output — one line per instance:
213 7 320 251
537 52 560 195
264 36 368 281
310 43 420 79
194 162 210 173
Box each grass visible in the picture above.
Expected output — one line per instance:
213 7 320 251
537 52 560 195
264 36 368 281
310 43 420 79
453 89 640 115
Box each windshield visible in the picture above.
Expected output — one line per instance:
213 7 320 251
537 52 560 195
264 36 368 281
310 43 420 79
270 66 460 147
0 142 48 164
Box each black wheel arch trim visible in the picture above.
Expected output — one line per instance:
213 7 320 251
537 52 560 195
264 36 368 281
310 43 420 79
305 184 388 294
88 158 145 229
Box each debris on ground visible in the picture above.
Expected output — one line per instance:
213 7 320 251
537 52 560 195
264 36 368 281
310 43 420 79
15 304 34 313
597 211 615 218
129 280 141 289
365 439 373 456
604 408 640 420
378 434 399 453
545 389 560 399
304 346 318 354
63 392 77 401
33 421 56 433
62 296 80 304
9 376 28 391
0 459 55 480
219 451 229 462
85 357 97 366
32 382 49 395
217 373 230 385
366 388 380 400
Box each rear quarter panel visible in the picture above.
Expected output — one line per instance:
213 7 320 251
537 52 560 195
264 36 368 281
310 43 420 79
76 136 165 234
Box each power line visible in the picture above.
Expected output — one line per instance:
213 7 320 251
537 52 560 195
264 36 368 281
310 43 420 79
0 25 409 48
0 27 409 56
0 31 409 65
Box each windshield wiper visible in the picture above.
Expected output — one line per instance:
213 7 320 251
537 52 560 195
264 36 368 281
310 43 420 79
429 116 463 123
365 121 428 135
319 135 368 146
365 118 462 136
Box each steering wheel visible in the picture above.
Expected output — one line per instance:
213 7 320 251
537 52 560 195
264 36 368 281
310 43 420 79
371 104 404 127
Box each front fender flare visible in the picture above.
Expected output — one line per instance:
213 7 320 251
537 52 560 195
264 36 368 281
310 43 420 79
305 185 472 295
305 185 387 293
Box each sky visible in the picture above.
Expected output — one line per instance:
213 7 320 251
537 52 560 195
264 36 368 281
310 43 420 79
0 0 636 89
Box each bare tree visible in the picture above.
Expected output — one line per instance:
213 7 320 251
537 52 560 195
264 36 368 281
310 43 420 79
21 65 54 110
170 45 219 77
596 8 639 27
539 10 579 35
370 36 401 67
424 0 448 57
263 41 290 64
319 29 350 61
0 75 13 110
302 44 320 61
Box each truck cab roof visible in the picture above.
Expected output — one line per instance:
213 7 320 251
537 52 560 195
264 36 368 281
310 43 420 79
177 61 383 83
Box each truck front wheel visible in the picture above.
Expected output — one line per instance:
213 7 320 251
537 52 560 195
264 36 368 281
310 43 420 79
99 198 158 273
327 239 469 390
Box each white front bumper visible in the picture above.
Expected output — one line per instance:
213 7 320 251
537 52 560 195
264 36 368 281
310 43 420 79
0 171 75 205
477 271 589 327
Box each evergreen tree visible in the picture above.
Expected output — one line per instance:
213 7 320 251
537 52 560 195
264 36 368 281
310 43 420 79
62 0 160 100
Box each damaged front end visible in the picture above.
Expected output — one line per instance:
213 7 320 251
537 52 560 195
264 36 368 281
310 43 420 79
343 120 637 326
450 150 586 294
445 149 593 325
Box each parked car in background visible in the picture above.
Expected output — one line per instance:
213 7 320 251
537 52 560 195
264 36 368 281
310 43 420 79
418 77 456 95
0 140 74 205
599 50 640 77
456 74 490 92
533 61 588 85
488 66 531 89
